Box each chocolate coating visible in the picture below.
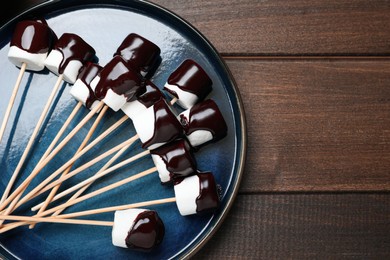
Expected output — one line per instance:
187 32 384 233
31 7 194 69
180 99 228 148
76 62 102 108
136 80 165 108
125 210 165 251
53 33 96 74
165 59 212 100
10 20 56 54
142 99 183 149
196 172 220 213
94 55 144 101
114 33 161 77
150 138 197 182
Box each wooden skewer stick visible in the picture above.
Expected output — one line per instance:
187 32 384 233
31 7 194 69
0 102 115 212
20 97 178 210
29 105 109 229
0 74 64 206
31 149 150 211
0 198 176 233
0 62 27 144
12 131 136 210
33 97 179 213
0 215 113 227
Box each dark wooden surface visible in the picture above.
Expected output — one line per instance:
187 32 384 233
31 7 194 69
1 0 390 259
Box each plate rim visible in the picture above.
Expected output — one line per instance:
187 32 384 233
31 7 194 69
0 0 248 259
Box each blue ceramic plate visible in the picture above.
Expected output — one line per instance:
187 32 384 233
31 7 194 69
0 0 246 259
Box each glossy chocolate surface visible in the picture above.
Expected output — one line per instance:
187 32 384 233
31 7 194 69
76 62 102 108
94 55 144 101
53 33 96 74
136 80 165 108
114 33 161 77
180 99 228 147
125 210 165 251
10 20 56 54
142 99 183 149
195 172 220 213
150 138 197 182
165 59 212 99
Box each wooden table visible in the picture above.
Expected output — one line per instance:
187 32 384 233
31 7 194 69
2 0 390 258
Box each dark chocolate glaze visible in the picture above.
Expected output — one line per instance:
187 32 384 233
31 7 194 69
164 59 212 100
196 172 220 213
53 33 96 74
150 138 197 183
76 62 102 108
179 99 227 148
142 99 183 149
125 210 165 251
136 80 164 108
10 20 56 54
114 33 161 77
94 55 144 101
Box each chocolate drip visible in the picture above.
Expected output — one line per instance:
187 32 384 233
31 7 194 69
150 139 197 181
125 210 165 251
10 20 56 54
77 62 102 108
142 99 183 149
53 33 96 74
180 99 227 147
114 33 161 77
136 80 164 108
196 172 220 213
165 59 212 99
94 56 144 101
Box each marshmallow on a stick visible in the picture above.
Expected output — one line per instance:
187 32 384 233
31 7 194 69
150 138 197 184
44 33 96 83
8 19 57 71
174 171 220 216
112 209 165 250
114 33 161 78
178 99 228 149
70 62 102 111
121 80 165 120
132 98 183 150
164 59 213 109
90 55 144 112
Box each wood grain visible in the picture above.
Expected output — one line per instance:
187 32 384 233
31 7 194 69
226 59 390 192
194 194 390 259
151 0 390 55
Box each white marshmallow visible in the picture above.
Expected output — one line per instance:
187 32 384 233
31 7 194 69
131 105 156 147
8 46 47 71
164 83 198 110
102 89 127 112
69 80 100 111
151 154 171 183
174 175 200 216
44 49 83 84
121 100 147 120
112 208 146 248
178 109 213 147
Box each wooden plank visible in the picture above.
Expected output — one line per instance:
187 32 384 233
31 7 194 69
150 0 390 55
225 59 390 192
194 194 390 259
1 1 390 55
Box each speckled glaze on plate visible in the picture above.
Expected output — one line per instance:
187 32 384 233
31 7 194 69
0 0 247 259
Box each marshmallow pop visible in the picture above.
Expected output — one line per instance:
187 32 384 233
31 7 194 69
164 59 213 110
112 209 165 250
44 32 96 84
114 33 161 78
178 99 228 149
70 62 103 110
90 55 144 112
